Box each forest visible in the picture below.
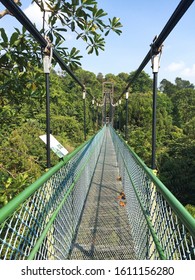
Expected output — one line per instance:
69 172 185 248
0 65 195 217
0 1 195 218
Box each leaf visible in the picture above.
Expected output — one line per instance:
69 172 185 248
22 26 27 35
49 15 57 26
81 0 97 5
96 8 107 18
95 48 99 56
5 177 12 189
0 28 8 43
55 27 68 32
72 0 79 5
85 6 94 12
0 53 9 66
108 17 123 35
14 28 20 33
32 83 37 91
71 21 75 31
87 46 93 54
105 30 110 36
13 39 22 47
10 32 19 46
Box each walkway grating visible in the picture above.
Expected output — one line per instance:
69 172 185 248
69 127 136 260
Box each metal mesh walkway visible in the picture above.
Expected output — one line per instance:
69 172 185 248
69 127 136 259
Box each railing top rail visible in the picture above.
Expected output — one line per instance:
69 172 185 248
116 0 194 102
0 0 85 90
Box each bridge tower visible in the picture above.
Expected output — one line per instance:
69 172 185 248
102 82 114 125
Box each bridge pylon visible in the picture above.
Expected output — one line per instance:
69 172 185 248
102 82 114 126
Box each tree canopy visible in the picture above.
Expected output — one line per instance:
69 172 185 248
0 0 122 70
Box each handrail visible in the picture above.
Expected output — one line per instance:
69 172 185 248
116 0 194 102
0 135 95 225
115 128 195 238
0 0 85 90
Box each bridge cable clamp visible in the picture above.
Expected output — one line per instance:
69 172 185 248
43 36 53 74
83 85 86 99
150 35 163 73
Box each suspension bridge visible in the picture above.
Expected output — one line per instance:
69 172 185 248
0 0 195 260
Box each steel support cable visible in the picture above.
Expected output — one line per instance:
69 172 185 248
0 0 85 90
116 0 194 103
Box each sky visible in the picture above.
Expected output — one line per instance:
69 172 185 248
0 0 195 85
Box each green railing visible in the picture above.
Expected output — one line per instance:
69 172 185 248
110 126 195 260
0 126 106 260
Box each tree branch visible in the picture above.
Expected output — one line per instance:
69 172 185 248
0 0 20 19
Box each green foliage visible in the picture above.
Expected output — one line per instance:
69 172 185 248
0 1 122 72
128 127 152 164
159 79 177 95
0 68 101 207
185 204 195 218
119 92 173 166
154 78 195 206
175 77 194 90
175 89 195 126
127 71 153 93
0 27 45 132
159 77 195 127
32 0 122 69
184 117 195 138
0 121 44 207
0 27 41 71
158 137 195 205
